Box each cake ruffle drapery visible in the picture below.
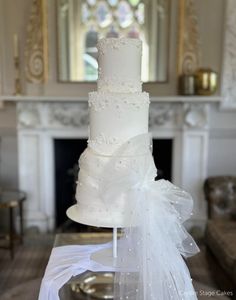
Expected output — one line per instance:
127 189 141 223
90 133 200 300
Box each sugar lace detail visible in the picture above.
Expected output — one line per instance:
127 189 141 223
97 38 141 55
88 133 122 148
88 92 150 112
97 77 142 93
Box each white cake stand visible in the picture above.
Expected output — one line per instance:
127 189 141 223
91 228 118 267
67 205 119 267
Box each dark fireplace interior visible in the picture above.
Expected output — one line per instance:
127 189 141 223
54 139 87 228
54 138 172 230
153 139 172 181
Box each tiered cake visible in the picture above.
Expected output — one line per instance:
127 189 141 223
67 38 151 228
40 38 198 300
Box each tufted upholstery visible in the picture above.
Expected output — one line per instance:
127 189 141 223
204 176 236 220
204 176 236 297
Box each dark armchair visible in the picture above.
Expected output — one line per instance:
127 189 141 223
204 176 236 297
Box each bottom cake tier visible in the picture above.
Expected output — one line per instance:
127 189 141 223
67 137 157 228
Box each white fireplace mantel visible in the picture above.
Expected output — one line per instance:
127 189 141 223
0 95 222 103
13 97 221 232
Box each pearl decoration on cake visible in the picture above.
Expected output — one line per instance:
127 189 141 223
97 37 141 55
88 91 149 112
98 79 142 93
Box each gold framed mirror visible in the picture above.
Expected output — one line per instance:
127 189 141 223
24 0 201 88
56 0 171 83
24 0 48 84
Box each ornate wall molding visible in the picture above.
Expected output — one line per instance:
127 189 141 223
24 0 48 83
221 0 236 108
178 0 201 75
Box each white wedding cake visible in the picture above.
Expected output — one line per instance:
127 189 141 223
67 38 151 228
42 38 199 300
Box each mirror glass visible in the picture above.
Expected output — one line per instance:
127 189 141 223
57 0 170 82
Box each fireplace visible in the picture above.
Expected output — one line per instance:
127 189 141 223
54 138 173 228
17 101 209 232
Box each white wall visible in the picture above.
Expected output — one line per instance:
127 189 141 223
0 0 236 190
208 105 236 176
196 0 236 177
0 0 28 187
196 0 225 77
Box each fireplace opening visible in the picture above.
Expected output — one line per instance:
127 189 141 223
54 138 172 230
153 139 172 181
54 139 87 228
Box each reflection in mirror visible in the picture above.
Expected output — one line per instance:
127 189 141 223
57 0 170 82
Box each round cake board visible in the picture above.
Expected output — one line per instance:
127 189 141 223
66 204 126 228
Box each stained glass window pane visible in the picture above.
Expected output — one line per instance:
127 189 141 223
116 1 133 28
96 1 112 27
128 0 140 7
81 3 90 23
108 0 118 6
135 3 144 24
87 0 96 6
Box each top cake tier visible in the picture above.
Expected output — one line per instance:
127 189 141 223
97 38 142 93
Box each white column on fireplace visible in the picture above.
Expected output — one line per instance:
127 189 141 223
17 101 209 232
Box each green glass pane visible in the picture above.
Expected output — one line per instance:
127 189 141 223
128 0 140 7
135 3 144 24
108 0 118 6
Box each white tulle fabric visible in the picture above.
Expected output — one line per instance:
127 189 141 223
88 133 200 300
38 243 115 300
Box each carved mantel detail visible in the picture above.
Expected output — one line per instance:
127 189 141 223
24 0 48 84
184 104 208 129
17 102 183 130
17 102 89 129
17 102 210 131
48 103 89 128
221 0 236 108
178 0 201 75
149 103 176 128
17 103 42 128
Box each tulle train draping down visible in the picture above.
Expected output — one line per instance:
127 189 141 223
86 133 199 300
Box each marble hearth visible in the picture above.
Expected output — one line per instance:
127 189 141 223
16 99 212 232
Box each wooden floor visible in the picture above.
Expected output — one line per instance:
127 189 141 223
0 233 53 296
